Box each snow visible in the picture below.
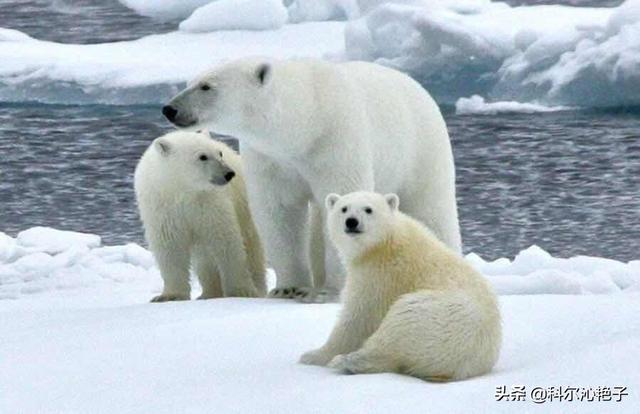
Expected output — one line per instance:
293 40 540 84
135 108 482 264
16 226 101 255
468 245 640 294
0 229 157 301
2 227 638 302
287 0 360 23
4 295 640 412
344 0 640 106
118 0 214 21
0 22 344 104
456 95 573 115
179 0 289 33
1 227 639 412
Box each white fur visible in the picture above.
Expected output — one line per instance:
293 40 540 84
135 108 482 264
134 130 266 301
166 58 461 302
300 192 501 381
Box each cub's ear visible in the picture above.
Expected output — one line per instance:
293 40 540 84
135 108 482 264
325 193 341 210
154 138 171 156
256 63 271 85
384 193 399 212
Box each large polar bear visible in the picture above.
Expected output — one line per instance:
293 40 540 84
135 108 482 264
163 58 461 302
134 130 266 301
300 191 501 381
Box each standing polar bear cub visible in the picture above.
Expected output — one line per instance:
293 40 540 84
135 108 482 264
163 58 461 302
135 131 266 301
300 192 501 381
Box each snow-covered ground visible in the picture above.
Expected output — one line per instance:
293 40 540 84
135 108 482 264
1 227 639 413
2 1 639 412
1 0 639 107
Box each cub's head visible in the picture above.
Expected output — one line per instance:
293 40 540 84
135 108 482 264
152 131 236 190
325 191 400 258
162 58 274 138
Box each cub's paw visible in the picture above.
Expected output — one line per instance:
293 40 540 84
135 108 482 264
268 286 308 299
327 354 352 372
329 352 394 375
299 349 334 366
150 293 189 303
295 287 340 304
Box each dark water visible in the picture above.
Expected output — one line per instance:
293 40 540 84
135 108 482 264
1 103 638 261
0 0 176 44
0 0 638 261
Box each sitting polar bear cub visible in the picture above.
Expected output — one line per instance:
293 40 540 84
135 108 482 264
300 192 501 381
134 130 266 301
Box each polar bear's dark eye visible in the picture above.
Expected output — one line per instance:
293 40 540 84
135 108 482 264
200 84 211 91
219 151 223 157
365 207 373 214
199 154 208 161
341 206 347 213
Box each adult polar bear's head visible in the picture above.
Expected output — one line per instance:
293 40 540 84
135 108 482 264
325 191 400 260
164 59 276 137
163 58 320 154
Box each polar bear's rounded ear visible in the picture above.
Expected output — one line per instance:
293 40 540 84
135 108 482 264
154 138 171 156
384 193 399 212
325 193 340 210
256 63 271 85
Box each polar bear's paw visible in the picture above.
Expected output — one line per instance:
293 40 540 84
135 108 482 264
328 352 394 375
268 286 308 299
150 293 189 303
328 353 371 374
299 349 334 366
295 287 340 303
327 354 352 372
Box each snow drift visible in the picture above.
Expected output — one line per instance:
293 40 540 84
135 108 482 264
455 95 573 115
178 0 288 33
118 0 214 21
1 227 638 301
287 0 360 23
345 0 640 107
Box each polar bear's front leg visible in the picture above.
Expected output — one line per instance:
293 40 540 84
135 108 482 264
300 293 380 365
261 201 312 298
297 230 342 303
242 148 313 298
299 314 368 366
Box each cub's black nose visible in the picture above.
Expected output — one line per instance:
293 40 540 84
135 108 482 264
224 171 236 182
162 105 178 122
345 217 359 230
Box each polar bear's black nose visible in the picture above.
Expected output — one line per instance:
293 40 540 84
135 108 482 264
224 171 236 182
162 105 178 122
345 217 359 230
